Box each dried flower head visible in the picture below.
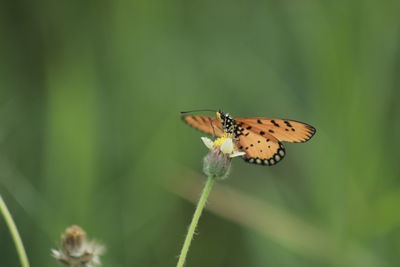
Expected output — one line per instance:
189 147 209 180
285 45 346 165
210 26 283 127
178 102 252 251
201 134 245 179
51 225 104 267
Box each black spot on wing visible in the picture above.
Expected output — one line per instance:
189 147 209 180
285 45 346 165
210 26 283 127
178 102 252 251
284 120 292 127
271 120 280 127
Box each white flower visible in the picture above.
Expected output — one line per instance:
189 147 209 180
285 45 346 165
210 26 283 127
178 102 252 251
201 137 214 150
201 135 245 158
201 134 245 179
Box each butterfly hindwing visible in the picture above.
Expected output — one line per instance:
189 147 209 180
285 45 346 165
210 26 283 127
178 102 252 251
182 115 224 136
236 128 286 166
235 118 315 143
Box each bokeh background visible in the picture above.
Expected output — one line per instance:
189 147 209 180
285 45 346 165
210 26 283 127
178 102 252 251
1 0 400 266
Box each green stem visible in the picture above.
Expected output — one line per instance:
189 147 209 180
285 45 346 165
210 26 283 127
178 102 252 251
176 176 215 267
0 194 30 267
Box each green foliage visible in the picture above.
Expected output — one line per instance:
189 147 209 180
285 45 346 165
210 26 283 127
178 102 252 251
1 0 400 266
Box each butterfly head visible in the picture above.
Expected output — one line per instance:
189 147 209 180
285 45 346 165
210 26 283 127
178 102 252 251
216 110 224 121
216 110 230 123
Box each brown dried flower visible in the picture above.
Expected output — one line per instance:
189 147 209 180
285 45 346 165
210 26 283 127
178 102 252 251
51 225 104 267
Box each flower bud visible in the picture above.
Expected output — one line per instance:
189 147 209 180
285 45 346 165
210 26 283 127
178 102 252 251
203 147 231 180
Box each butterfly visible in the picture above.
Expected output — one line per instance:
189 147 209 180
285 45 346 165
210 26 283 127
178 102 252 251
182 110 316 166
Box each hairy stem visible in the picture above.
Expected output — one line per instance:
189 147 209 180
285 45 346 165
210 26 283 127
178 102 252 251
0 194 30 267
176 176 215 267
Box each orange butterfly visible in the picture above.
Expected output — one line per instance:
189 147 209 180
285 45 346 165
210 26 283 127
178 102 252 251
182 110 316 166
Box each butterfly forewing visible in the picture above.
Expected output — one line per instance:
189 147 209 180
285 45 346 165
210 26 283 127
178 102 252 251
235 118 315 143
182 115 224 136
236 129 285 165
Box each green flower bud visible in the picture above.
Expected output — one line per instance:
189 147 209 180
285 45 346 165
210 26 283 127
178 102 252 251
203 148 231 180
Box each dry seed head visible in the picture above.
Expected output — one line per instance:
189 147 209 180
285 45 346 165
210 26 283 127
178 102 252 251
51 225 104 267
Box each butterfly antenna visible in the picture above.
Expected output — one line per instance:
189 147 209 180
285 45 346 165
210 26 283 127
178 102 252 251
180 109 216 114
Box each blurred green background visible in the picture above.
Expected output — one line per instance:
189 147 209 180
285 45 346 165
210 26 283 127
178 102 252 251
1 0 400 266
